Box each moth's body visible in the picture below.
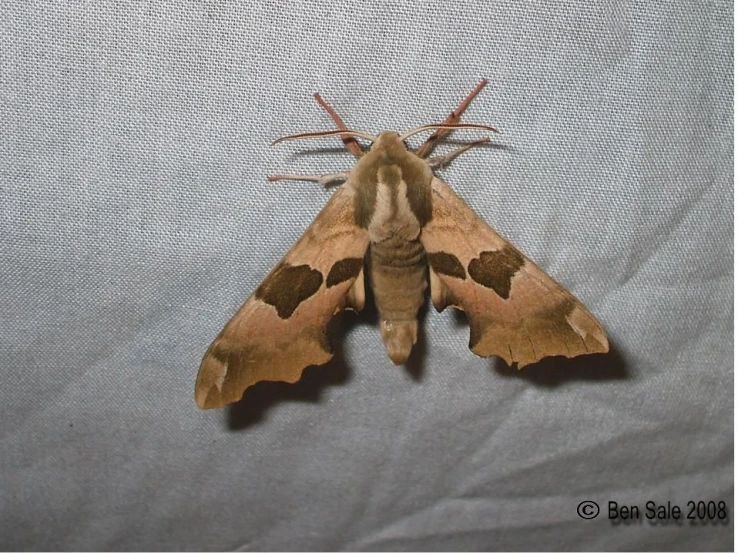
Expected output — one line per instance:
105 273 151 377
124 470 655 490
195 86 609 410
350 131 432 364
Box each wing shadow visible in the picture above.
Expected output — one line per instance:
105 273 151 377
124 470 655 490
448 306 627 384
227 313 357 430
226 276 380 430
491 338 629 385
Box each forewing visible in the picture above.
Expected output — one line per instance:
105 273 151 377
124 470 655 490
196 184 369 409
421 177 608 367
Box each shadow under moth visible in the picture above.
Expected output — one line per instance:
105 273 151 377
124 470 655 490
196 80 609 409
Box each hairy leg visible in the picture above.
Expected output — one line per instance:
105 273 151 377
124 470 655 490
267 172 350 188
416 79 488 159
425 137 491 169
313 93 363 158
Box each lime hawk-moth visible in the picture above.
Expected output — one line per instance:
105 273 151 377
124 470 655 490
195 80 609 409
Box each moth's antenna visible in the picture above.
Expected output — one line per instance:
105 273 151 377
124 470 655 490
272 129 377 146
399 123 499 141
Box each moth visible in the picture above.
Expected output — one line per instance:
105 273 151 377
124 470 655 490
195 80 608 409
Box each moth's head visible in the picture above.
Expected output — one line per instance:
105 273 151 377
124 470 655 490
370 131 407 154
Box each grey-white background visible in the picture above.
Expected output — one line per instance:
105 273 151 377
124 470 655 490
1 1 732 551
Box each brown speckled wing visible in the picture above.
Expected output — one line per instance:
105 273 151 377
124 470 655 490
421 177 608 367
196 184 369 409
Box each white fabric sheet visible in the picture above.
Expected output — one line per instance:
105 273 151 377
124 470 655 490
0 1 732 550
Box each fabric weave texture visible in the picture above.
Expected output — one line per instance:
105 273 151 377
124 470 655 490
0 1 732 551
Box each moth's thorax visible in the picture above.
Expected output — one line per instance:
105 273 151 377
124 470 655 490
350 131 433 242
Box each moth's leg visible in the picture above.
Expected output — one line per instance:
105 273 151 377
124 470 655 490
313 93 364 159
426 137 490 169
416 79 488 159
267 172 350 187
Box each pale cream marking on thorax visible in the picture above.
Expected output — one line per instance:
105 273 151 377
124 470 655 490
368 165 421 243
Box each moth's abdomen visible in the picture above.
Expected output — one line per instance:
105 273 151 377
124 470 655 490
369 236 427 365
